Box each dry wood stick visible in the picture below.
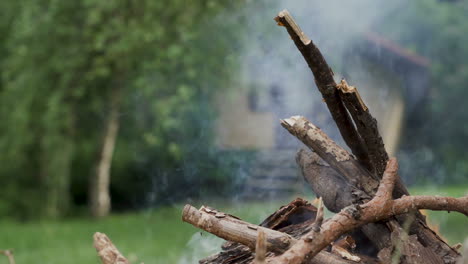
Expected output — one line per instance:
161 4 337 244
286 116 460 261
254 230 267 264
0 249 16 264
182 205 294 253
281 115 379 196
336 79 388 177
182 184 466 264
183 205 365 264
274 10 373 172
269 159 468 264
93 232 130 264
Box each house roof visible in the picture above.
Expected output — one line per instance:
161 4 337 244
345 32 431 111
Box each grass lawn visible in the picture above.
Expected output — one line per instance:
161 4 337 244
0 186 466 264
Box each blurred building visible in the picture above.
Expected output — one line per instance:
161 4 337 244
215 32 430 199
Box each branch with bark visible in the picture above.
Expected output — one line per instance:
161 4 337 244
274 9 459 262
93 232 130 264
182 159 467 263
274 10 373 172
269 158 468 264
183 202 368 264
180 8 466 264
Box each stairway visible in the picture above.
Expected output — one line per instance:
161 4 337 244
242 149 303 199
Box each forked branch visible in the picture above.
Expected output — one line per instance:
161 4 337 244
0 249 16 264
269 159 468 264
274 10 372 172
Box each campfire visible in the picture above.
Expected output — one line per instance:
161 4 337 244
180 10 467 264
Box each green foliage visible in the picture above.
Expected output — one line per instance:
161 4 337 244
381 1 468 183
0 0 246 218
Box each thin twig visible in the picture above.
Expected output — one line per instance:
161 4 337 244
254 230 267 264
0 249 16 264
312 197 324 232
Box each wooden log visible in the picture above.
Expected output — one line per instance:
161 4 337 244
269 159 468 264
274 10 373 172
275 9 414 201
296 148 392 254
285 116 460 262
258 198 317 229
186 204 374 264
182 205 294 253
295 149 353 213
281 116 379 196
274 10 460 261
336 80 388 178
93 232 130 264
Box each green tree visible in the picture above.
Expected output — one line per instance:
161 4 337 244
0 0 244 219
380 0 468 183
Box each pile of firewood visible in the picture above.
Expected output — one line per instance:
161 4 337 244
181 10 468 264
2 9 466 264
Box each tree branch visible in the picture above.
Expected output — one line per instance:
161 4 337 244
274 10 373 172
287 116 459 261
0 249 16 264
182 205 361 264
182 204 294 253
275 10 458 259
93 232 130 264
281 116 379 195
336 79 389 177
269 159 468 264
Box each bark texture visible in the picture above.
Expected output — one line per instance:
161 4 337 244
267 159 467 264
274 10 373 172
180 8 466 264
93 232 130 264
188 200 375 264
275 10 461 262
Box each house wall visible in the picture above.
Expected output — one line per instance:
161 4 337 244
215 65 406 156
215 89 275 150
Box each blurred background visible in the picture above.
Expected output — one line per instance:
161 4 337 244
0 0 467 263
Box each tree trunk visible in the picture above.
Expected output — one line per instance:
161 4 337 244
90 87 121 218
40 94 75 218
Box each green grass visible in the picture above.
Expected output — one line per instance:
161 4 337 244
409 184 468 244
0 200 289 264
0 207 197 264
0 187 466 264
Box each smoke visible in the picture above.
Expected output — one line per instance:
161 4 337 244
177 232 224 264
233 0 408 147
174 0 443 260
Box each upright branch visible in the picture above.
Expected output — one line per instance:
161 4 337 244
311 197 324 232
254 230 267 264
274 10 373 172
336 80 389 177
